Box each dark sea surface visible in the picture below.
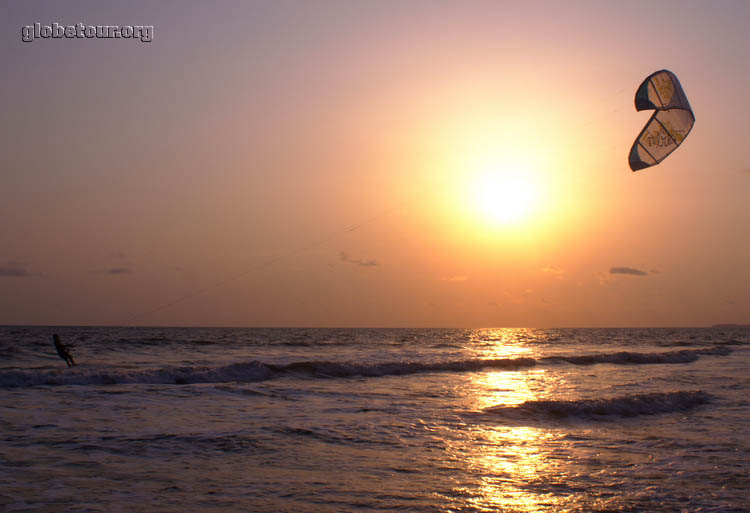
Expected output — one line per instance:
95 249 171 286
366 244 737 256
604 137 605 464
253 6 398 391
1 326 749 512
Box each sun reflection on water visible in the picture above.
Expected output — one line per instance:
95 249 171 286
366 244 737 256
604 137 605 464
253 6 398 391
446 328 569 512
464 425 565 512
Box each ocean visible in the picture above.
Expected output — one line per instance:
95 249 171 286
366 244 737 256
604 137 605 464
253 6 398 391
1 326 748 512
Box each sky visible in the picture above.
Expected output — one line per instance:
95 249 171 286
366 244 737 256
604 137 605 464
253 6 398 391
1 0 748 328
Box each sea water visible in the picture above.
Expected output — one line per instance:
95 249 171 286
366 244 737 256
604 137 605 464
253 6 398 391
1 326 748 512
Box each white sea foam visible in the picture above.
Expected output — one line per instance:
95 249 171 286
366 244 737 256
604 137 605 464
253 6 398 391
485 391 712 419
0 346 733 388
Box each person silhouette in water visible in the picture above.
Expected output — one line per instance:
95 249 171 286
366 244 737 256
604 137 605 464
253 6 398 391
52 334 76 367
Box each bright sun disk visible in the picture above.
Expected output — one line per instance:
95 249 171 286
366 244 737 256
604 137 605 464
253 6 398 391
472 169 538 225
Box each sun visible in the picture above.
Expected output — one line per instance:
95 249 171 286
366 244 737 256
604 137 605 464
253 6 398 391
467 150 541 228
473 170 536 225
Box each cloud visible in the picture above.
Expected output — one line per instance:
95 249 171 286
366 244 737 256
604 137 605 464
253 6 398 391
440 275 469 282
0 261 39 277
541 266 565 279
91 267 133 275
106 267 132 275
610 266 647 276
503 289 534 304
92 251 134 275
339 252 377 267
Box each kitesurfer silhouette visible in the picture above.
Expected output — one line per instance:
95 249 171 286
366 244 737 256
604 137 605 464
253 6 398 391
52 334 76 367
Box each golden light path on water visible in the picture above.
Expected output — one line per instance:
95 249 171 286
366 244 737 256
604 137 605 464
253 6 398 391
445 329 571 512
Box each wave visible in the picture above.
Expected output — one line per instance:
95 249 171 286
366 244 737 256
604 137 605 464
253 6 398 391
0 346 732 388
266 357 537 378
0 358 537 388
542 346 731 366
485 391 712 419
0 361 274 388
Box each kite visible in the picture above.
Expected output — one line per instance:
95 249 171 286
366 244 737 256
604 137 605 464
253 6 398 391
628 70 695 171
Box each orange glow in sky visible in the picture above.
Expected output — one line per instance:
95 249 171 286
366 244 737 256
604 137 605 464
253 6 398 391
1 1 749 327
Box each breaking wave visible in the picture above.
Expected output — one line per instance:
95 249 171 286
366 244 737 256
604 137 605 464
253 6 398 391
541 346 730 366
0 346 732 388
485 391 712 419
0 361 274 388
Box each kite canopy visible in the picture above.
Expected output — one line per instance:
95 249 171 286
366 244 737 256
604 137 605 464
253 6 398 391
628 70 695 172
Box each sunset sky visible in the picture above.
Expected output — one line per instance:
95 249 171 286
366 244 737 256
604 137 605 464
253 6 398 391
2 0 748 327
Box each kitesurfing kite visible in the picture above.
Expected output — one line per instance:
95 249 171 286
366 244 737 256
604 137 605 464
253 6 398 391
628 70 695 171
